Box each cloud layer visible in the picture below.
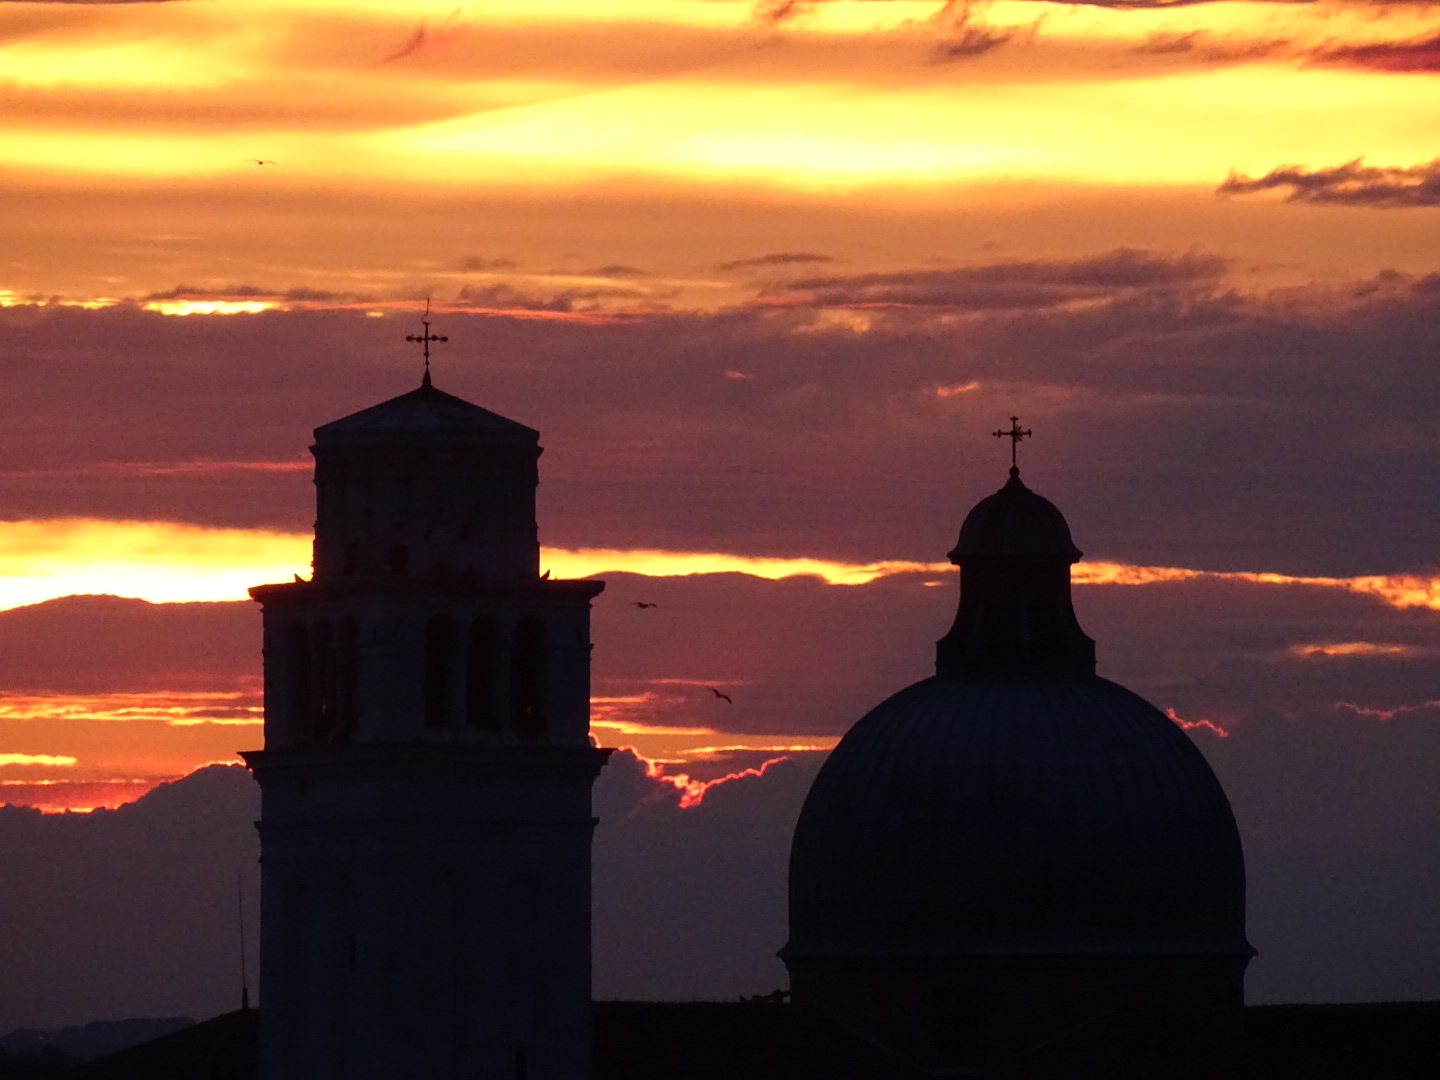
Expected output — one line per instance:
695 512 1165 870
3 250 1439 580
1220 158 1440 207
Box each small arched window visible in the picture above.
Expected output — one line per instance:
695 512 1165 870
424 615 454 727
466 617 500 730
313 619 337 740
286 620 312 742
337 617 359 736
510 618 545 735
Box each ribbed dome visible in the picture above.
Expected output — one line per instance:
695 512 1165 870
784 675 1250 960
952 468 1080 561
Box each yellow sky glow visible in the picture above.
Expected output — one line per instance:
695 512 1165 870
1075 561 1440 613
4 0 1440 307
0 753 77 768
4 0 1440 201
0 519 1437 613
0 689 262 726
0 519 311 610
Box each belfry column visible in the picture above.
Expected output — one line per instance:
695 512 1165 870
242 366 608 1080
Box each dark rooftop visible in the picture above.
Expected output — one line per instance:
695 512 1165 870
312 379 537 443
35 1001 1440 1080
950 469 1082 563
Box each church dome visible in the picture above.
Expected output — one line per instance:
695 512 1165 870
783 466 1252 970
785 675 1249 959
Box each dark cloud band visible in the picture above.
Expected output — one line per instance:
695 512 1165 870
1219 158 1440 207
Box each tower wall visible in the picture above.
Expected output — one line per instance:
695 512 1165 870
248 744 606 1080
311 439 541 584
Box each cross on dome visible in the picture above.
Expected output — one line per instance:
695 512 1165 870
993 415 1032 475
405 299 448 387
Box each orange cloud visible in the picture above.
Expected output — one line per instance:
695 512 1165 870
638 751 793 809
1288 641 1420 659
589 687 839 764
1335 698 1440 722
4 518 1440 614
0 459 311 480
543 547 949 585
0 753 77 767
1074 561 1440 613
0 689 261 725
0 778 162 814
1164 706 1228 738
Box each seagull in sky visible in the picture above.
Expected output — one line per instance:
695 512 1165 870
632 601 657 609
246 159 277 166
706 686 733 704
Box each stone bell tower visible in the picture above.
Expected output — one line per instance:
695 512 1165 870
243 351 608 1080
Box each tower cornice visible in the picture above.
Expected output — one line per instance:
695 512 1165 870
249 576 604 606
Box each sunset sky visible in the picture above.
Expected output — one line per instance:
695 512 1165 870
1 0 1439 1019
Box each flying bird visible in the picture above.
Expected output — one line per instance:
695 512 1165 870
246 159 277 166
631 601 657 609
380 8 466 65
382 24 428 64
706 686 733 704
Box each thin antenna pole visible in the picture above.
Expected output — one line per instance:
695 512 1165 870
238 871 251 1011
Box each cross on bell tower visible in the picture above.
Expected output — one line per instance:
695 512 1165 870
993 415 1032 476
406 299 448 387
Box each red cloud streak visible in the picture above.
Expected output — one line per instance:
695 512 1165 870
1165 707 1229 738
639 752 793 808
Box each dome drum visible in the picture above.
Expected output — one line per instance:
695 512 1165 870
787 952 1246 1076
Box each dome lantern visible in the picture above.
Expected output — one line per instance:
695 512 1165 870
935 466 1096 678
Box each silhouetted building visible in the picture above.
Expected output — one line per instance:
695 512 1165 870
243 372 609 1080
57 1000 1440 1080
782 465 1255 1075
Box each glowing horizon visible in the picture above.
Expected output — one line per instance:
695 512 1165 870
0 684 1416 814
0 689 262 726
2 518 1439 613
0 753 77 768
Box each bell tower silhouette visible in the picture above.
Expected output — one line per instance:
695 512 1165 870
243 334 608 1080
